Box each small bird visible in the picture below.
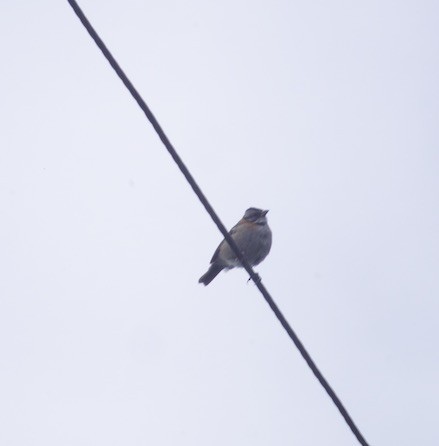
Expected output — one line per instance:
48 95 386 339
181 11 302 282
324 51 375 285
199 207 272 286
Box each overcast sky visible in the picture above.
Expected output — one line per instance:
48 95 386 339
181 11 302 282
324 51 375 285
1 1 438 445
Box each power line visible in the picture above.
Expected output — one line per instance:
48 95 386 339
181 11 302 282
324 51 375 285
66 2 371 445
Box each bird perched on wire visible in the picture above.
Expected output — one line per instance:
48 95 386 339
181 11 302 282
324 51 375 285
199 207 272 286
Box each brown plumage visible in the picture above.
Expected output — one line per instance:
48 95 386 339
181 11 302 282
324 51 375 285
199 208 272 286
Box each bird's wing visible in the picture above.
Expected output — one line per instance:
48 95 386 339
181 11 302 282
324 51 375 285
210 221 242 263
210 244 222 263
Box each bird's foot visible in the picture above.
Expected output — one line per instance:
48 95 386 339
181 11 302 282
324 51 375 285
247 273 261 284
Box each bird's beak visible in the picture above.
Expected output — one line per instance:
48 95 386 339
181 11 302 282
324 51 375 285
262 210 269 216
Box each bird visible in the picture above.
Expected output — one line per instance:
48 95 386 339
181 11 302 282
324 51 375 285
199 207 272 286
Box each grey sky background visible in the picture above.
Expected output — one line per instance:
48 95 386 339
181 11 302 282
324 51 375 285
1 1 438 445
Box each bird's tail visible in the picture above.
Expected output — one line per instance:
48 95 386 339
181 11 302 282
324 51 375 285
198 263 224 286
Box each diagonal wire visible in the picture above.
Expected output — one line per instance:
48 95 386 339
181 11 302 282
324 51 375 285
66 1 371 445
